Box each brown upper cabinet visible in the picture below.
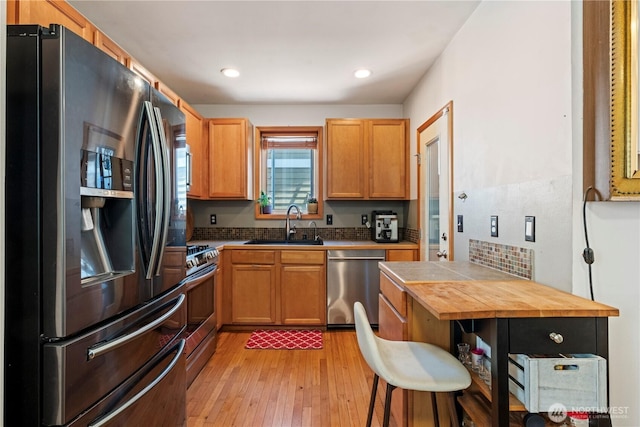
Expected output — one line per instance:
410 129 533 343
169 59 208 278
93 30 129 65
326 119 409 200
155 82 180 107
181 102 206 199
326 119 366 198
126 57 158 86
8 0 132 67
8 0 95 42
208 118 254 200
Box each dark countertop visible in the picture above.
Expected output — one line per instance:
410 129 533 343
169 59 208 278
189 240 419 251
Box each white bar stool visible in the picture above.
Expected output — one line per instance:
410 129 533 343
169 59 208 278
354 302 471 427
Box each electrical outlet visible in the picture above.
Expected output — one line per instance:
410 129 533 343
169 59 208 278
490 215 498 237
457 215 463 232
210 214 217 225
326 214 333 225
361 214 368 225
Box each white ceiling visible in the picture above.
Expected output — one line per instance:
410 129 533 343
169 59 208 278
68 1 480 105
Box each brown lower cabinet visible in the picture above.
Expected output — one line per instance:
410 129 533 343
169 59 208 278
228 249 326 326
280 251 326 325
379 271 454 427
379 273 409 427
232 263 278 324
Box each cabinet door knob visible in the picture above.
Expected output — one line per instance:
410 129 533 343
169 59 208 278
549 332 564 344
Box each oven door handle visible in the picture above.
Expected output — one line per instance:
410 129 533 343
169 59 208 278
185 264 217 291
87 339 186 427
87 294 185 360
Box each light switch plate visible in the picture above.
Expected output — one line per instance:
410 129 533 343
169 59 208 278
490 215 498 237
326 214 333 225
525 216 535 242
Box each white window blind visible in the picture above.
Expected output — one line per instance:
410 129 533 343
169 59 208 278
261 133 318 211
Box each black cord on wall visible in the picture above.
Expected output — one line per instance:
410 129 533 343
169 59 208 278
582 186 598 301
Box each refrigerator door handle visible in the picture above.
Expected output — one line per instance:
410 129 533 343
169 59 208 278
185 145 192 192
87 339 186 427
87 293 185 360
152 106 171 277
142 101 165 280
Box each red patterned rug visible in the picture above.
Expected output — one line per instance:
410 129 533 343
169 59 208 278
245 329 323 350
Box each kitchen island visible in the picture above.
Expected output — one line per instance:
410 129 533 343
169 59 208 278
378 261 619 426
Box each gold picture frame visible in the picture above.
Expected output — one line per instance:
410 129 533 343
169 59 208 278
610 0 640 199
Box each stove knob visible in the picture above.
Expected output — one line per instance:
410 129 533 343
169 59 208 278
186 260 193 268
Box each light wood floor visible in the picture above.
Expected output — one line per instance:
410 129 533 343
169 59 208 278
186 330 399 427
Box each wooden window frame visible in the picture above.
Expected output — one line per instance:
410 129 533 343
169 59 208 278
254 126 324 220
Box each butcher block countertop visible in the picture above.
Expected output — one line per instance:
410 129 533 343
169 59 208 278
379 261 620 320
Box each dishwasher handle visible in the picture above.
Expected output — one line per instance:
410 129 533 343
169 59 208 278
327 256 386 261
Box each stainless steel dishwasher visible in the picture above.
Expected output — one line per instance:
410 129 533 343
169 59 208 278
327 249 386 326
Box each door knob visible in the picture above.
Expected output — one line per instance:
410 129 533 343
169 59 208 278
441 233 447 241
436 250 448 259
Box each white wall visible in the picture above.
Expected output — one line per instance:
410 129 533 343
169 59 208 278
570 3 640 421
403 0 573 289
402 1 638 423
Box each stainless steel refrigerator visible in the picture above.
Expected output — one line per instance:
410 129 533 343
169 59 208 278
5 24 188 426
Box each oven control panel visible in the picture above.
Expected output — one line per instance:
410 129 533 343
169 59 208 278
186 245 219 276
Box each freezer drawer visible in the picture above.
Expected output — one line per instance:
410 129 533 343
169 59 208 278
42 285 186 425
69 339 186 427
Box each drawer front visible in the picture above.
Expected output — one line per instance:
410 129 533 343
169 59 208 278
385 249 416 261
163 247 186 267
280 250 325 265
380 272 406 317
231 250 276 264
509 317 597 354
378 294 407 341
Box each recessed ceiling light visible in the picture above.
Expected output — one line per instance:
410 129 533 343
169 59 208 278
221 68 240 78
354 69 372 79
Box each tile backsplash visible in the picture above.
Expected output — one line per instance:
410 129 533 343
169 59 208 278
192 227 418 242
468 239 533 279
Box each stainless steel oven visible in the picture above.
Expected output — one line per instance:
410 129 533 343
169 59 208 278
183 245 219 386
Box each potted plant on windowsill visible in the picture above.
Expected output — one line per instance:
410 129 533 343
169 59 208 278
257 191 272 214
306 195 318 214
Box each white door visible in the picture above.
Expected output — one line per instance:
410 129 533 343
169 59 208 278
418 104 452 261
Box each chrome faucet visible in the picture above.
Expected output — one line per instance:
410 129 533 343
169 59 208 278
285 204 301 240
309 221 318 241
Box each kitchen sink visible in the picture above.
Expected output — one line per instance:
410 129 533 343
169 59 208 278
244 238 324 245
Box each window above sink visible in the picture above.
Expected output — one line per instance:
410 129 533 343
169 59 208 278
254 126 323 220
